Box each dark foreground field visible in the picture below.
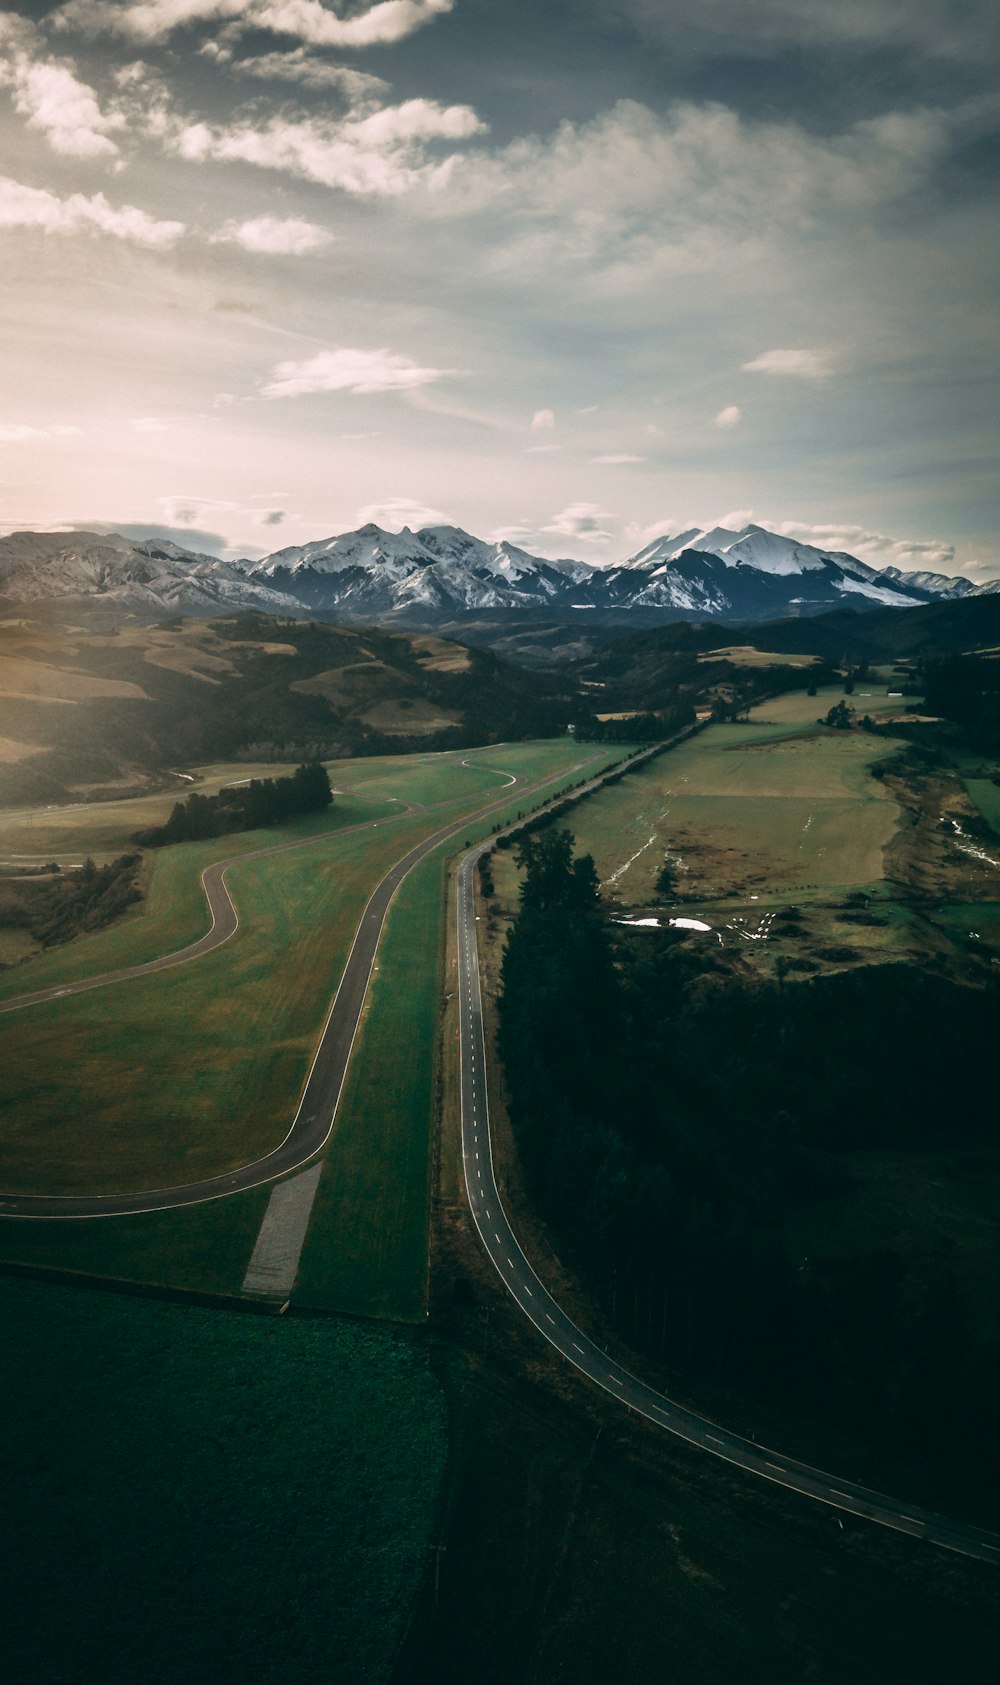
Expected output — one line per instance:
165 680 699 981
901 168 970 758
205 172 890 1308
394 1276 1000 1685
1 1279 445 1685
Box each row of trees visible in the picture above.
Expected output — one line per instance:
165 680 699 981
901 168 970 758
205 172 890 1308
3 854 143 948
497 829 1000 1499
134 761 332 847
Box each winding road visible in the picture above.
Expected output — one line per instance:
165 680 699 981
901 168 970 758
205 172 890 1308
0 749 602 1218
454 831 1000 1566
3 733 999 1564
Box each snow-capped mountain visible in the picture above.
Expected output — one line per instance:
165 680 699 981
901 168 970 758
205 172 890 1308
245 523 593 614
0 531 300 615
603 523 981 618
2 519 993 627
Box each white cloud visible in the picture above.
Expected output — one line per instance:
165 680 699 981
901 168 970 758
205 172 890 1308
713 404 742 428
56 0 454 50
355 495 449 530
225 49 389 99
543 502 616 544
622 517 681 551
742 348 833 378
531 408 555 430
0 176 185 246
591 452 646 463
212 215 333 254
0 20 124 160
524 444 561 454
169 99 485 196
131 416 172 432
0 423 81 443
430 98 953 288
261 347 452 398
769 518 958 571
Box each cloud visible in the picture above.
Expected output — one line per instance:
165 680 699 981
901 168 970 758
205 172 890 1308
261 347 452 398
612 0 997 66
0 176 184 245
591 452 646 463
92 520 229 555
531 408 555 430
543 502 616 544
742 348 833 378
355 495 449 530
224 49 389 99
56 0 454 50
430 98 954 288
170 99 485 196
131 416 172 432
768 518 958 571
524 444 561 454
0 22 124 159
212 215 333 254
713 404 742 428
0 423 82 442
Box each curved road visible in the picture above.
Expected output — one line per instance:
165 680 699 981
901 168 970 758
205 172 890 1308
0 752 516 1023
0 750 605 1218
454 836 1000 1568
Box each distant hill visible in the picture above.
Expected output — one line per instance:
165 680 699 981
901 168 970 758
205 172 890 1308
0 612 567 805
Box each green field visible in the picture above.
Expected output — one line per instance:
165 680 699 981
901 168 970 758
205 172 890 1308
0 1186 270 1293
492 693 905 916
0 1277 445 1685
0 736 619 1302
294 850 447 1321
965 777 1000 837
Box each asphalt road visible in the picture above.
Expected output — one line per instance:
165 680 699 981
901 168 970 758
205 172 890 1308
454 835 1000 1568
0 749 605 1219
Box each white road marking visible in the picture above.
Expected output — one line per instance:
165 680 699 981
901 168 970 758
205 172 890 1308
573 1342 586 1355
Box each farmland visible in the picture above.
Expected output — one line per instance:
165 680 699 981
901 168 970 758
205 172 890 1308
489 689 909 943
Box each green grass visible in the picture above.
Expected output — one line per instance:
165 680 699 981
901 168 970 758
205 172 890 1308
294 741 629 1321
0 793 395 1001
0 1186 269 1291
295 850 447 1321
0 814 444 1193
0 1278 446 1685
491 703 905 912
0 739 618 1201
965 777 1000 837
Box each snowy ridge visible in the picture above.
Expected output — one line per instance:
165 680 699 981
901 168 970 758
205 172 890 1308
2 520 994 625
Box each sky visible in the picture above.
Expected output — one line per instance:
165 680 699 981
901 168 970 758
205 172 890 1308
0 0 998 576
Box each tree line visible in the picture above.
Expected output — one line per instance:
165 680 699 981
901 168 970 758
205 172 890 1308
133 761 332 847
497 829 1000 1506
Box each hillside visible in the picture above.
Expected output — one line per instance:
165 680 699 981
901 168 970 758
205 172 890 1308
0 612 568 805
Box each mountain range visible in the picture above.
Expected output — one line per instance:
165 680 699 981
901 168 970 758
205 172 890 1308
2 520 996 627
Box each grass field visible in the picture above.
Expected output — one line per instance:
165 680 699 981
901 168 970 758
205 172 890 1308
492 692 905 917
1 1277 446 1685
966 778 1000 837
0 737 618 1216
0 1186 270 1292
294 850 447 1321
293 740 627 1321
